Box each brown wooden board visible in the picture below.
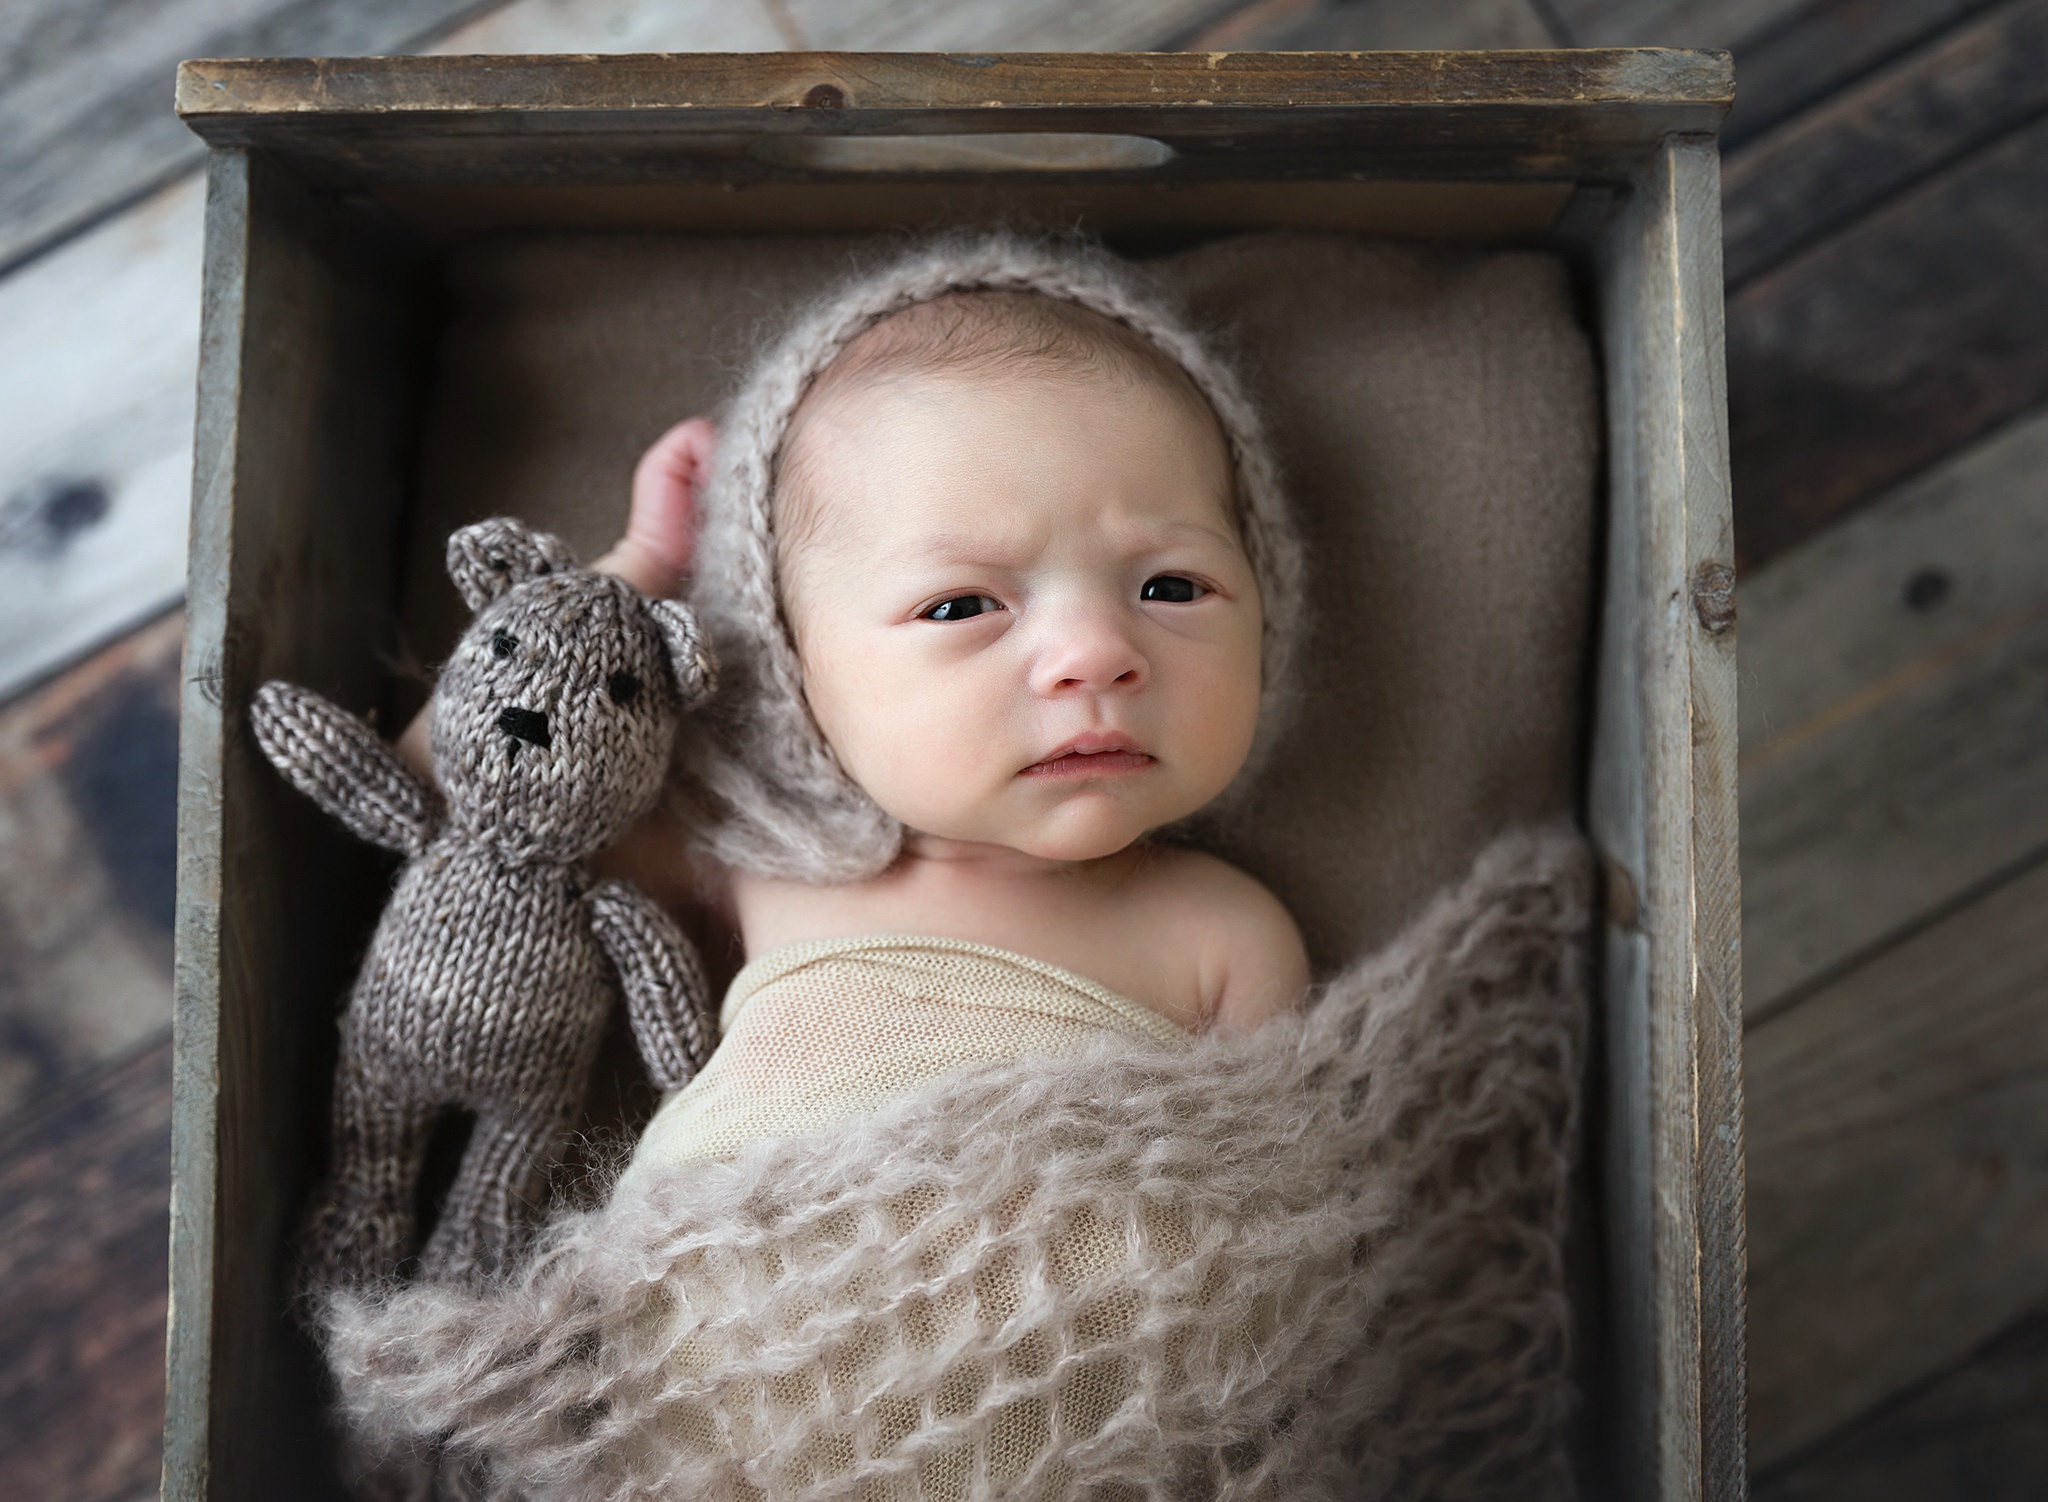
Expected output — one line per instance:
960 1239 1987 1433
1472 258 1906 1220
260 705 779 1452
1726 112 2048 568
167 150 436 1502
1183 0 1562 50
1743 855 2048 1467
1720 0 2005 148
0 610 181 1118
1721 0 2048 286
1738 403 2048 1017
1586 136 1747 1502
0 1031 171 1502
174 50 1733 181
1549 0 2006 147
0 0 497 276
1753 1306 2048 1501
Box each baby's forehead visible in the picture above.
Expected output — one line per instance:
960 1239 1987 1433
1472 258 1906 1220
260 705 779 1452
841 288 1171 378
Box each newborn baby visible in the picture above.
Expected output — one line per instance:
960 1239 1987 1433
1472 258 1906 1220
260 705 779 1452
404 233 1308 1180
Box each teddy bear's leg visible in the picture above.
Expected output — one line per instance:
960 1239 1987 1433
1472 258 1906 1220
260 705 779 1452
419 1109 564 1285
302 1072 433 1290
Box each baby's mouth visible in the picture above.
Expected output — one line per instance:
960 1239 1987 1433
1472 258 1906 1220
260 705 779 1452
1019 736 1155 780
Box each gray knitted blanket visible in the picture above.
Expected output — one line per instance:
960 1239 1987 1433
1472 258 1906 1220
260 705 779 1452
321 825 1590 1501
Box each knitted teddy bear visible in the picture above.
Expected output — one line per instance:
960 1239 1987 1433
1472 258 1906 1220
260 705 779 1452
250 517 718 1289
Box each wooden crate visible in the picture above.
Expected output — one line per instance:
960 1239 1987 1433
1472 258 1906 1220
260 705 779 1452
166 51 1743 1501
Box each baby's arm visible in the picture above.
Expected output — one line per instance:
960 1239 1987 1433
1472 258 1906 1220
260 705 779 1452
1165 852 1310 1033
1210 879 1311 1032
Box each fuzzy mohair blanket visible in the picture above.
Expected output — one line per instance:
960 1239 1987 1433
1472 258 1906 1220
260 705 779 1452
320 826 1591 1502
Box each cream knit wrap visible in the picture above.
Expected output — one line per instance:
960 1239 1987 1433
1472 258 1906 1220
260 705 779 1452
678 229 1306 882
322 825 1589 1502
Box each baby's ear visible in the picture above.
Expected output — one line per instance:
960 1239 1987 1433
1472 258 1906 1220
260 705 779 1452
447 518 579 612
649 599 717 709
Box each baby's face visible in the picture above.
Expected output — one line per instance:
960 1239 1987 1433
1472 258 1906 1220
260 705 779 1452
779 365 1262 863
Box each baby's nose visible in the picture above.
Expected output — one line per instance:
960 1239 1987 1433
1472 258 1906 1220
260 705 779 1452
498 706 552 748
1031 612 1147 695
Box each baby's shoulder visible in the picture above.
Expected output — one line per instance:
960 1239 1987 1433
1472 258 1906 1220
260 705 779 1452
1130 846 1309 1032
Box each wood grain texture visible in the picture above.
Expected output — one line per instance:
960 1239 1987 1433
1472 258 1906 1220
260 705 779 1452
1753 1306 2048 1501
0 1030 171 1502
1726 113 2048 568
426 0 787 53
1151 0 1560 51
0 175 202 697
1738 403 2048 1016
0 610 181 1118
1720 0 2005 147
0 0 806 708
1744 855 2048 1468
168 150 432 1502
174 50 1735 180
1721 0 2048 285
1586 137 1746 1502
1548 0 2008 148
0 0 493 276
783 0 1232 51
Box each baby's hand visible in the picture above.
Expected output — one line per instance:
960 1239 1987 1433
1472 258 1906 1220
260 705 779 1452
598 416 718 599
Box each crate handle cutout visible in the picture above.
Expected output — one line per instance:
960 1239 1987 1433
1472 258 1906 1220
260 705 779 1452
749 133 1175 173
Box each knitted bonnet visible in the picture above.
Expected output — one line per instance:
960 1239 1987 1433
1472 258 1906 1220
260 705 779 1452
681 230 1305 882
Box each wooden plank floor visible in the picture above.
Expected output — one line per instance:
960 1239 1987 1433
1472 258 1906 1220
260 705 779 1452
2 0 2044 1496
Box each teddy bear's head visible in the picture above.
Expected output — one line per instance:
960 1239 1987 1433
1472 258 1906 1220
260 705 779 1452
429 518 715 863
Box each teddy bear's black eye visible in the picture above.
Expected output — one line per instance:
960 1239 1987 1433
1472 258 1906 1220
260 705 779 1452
607 671 641 706
490 629 518 661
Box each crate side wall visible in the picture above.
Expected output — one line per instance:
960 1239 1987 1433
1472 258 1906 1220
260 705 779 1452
1586 136 1746 1502
166 150 431 1500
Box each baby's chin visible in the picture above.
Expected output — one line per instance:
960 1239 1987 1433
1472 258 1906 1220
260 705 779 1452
927 795 1192 865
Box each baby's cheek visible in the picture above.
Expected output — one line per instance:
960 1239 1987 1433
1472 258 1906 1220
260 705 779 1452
806 643 990 820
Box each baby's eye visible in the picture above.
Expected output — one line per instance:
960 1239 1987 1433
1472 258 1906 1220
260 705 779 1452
1140 575 1205 603
490 629 518 660
921 594 1003 623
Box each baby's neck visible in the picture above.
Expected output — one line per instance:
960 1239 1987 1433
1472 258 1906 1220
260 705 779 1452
895 831 1147 886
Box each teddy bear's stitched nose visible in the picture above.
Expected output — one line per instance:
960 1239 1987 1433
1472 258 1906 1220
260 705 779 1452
497 706 551 749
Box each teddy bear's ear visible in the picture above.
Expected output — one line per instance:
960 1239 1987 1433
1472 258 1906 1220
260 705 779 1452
447 518 580 612
649 599 717 709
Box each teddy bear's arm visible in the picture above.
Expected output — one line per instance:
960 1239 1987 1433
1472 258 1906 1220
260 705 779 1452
585 879 716 1093
250 681 443 858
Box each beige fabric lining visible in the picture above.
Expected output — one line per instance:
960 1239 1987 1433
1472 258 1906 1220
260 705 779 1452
618 934 1191 1190
401 230 1597 968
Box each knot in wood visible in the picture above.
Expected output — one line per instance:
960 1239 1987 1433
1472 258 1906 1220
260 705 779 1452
1691 560 1736 635
802 82 846 109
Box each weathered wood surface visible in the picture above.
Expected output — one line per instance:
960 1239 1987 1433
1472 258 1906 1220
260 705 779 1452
1720 0 2048 285
0 0 492 276
1715 0 2003 147
1549 0 2010 146
167 150 433 1502
1743 855 2048 1466
1586 136 1745 1502
0 177 204 696
1738 403 2048 1016
0 1031 171 1502
0 0 819 707
173 50 1735 180
0 610 182 1119
1180 0 1561 50
1754 1309 2048 1501
1726 112 2048 567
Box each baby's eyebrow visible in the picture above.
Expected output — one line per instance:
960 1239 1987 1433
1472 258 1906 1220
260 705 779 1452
913 515 1240 564
913 529 1034 566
